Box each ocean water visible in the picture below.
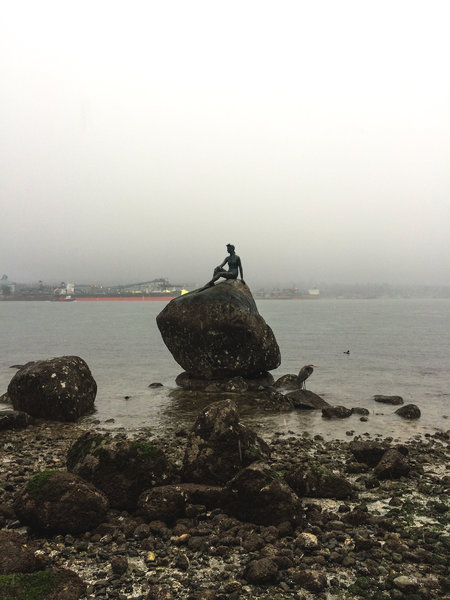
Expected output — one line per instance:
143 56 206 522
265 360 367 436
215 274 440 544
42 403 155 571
1 298 449 440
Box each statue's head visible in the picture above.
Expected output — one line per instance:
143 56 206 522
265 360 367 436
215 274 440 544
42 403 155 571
226 243 235 252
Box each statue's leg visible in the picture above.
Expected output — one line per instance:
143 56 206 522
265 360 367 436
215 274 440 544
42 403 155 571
204 269 225 288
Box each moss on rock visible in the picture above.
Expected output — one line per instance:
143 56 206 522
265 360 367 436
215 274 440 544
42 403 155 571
0 570 54 600
26 470 63 498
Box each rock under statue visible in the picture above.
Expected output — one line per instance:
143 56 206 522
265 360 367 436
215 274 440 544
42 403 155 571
157 247 280 380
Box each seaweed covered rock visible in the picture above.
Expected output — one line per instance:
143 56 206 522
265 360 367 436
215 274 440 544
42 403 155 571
13 470 108 534
157 280 280 379
0 568 85 600
67 432 174 511
223 461 302 525
8 356 96 422
182 399 270 485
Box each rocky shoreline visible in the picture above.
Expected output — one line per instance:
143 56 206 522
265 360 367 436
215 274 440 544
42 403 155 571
0 416 448 600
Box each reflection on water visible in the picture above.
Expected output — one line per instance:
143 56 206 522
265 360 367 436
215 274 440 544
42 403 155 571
80 384 445 442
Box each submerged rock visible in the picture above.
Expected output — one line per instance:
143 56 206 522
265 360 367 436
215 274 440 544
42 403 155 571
8 356 96 422
182 399 270 484
373 395 404 405
156 280 280 379
286 389 330 410
395 404 421 419
273 374 300 390
257 389 295 411
321 405 352 419
175 371 274 391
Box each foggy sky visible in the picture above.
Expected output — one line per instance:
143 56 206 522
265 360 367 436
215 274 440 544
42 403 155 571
1 1 449 288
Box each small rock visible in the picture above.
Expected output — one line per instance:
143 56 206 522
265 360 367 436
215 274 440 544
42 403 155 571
111 555 128 575
295 532 319 551
244 557 278 584
175 553 190 571
290 568 327 592
351 407 370 415
393 575 419 592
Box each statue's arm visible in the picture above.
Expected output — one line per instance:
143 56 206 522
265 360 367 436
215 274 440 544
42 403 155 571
238 258 244 281
218 256 228 269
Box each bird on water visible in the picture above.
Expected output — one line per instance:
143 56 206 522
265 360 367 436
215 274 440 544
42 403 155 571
297 364 318 389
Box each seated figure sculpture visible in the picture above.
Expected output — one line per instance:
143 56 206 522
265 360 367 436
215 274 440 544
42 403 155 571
207 244 245 286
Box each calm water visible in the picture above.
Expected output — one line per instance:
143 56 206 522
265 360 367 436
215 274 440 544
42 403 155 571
1 299 449 440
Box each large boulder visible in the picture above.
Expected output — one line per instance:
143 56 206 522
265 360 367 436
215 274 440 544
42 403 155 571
13 470 108 534
182 399 270 484
67 432 174 511
156 280 280 379
8 356 96 421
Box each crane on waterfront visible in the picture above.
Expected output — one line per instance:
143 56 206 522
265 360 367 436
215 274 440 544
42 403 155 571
297 364 318 389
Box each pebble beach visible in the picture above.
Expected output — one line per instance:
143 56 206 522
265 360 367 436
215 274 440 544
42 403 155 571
0 418 448 600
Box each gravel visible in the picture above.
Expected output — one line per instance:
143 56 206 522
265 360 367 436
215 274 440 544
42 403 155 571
0 421 449 599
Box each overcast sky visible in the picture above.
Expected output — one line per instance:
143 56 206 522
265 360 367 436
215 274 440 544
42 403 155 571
1 0 449 288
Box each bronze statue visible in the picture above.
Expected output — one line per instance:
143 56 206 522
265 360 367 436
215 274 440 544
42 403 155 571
207 244 244 286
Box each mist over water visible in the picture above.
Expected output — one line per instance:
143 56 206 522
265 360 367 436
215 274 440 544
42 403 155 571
1 299 448 440
1 3 450 288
